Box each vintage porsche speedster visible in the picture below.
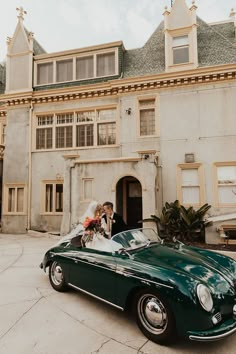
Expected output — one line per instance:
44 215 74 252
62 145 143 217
40 228 236 344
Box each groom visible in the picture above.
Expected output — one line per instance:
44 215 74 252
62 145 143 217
101 201 127 238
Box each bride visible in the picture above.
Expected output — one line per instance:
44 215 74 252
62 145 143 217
57 201 103 244
82 217 122 252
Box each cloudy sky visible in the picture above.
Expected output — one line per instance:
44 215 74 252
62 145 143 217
0 0 235 61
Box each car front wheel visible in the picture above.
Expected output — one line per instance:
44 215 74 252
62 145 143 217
134 290 176 345
49 261 67 292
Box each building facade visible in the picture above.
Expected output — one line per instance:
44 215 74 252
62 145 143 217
0 1 236 240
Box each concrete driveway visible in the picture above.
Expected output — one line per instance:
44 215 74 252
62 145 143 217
0 233 236 354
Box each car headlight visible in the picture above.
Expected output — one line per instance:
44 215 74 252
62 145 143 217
197 284 213 312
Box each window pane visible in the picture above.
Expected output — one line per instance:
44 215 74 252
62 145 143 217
217 166 236 184
38 116 53 126
55 184 63 212
182 187 200 204
97 109 116 121
218 186 236 204
98 123 116 145
17 188 24 212
181 169 198 186
76 111 95 122
140 109 155 136
36 128 53 149
8 188 15 212
45 184 53 212
56 113 74 124
84 180 92 200
139 99 155 107
76 56 94 79
37 63 53 85
173 47 189 64
173 36 188 46
56 126 73 148
76 125 94 147
56 59 73 82
97 52 115 76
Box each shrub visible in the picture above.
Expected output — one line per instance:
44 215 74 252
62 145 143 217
142 200 211 243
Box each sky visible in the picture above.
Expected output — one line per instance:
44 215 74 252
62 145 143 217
0 0 235 61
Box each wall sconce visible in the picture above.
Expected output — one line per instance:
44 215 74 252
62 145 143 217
126 108 132 115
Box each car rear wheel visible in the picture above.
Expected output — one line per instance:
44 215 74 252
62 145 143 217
134 290 176 345
49 261 67 292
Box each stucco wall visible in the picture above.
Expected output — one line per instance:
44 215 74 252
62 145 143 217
160 82 236 216
1 107 29 233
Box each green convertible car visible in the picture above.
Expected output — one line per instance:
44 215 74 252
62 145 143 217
40 228 236 345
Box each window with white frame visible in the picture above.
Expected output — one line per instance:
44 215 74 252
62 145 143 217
43 181 63 213
216 164 236 205
97 52 115 77
36 115 53 150
177 164 204 206
173 35 189 65
55 113 73 148
56 59 73 82
83 179 93 200
76 56 94 80
4 184 26 214
37 62 53 85
139 99 156 136
97 109 116 145
36 49 117 86
35 108 117 150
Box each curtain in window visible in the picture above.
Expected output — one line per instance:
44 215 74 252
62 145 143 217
56 127 73 148
140 109 155 136
217 166 236 204
76 125 93 147
17 188 24 212
56 184 63 212
56 60 73 82
97 53 115 77
37 63 53 85
8 188 15 212
45 184 53 212
76 56 94 79
181 169 200 204
36 128 53 149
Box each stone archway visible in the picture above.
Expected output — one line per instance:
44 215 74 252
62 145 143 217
116 176 143 229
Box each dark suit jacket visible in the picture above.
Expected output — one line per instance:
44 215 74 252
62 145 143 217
102 212 127 237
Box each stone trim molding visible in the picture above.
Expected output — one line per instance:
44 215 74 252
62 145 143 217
2 64 236 108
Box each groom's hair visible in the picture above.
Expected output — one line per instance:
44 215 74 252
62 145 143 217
103 201 113 210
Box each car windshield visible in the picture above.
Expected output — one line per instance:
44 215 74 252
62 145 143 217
111 228 161 252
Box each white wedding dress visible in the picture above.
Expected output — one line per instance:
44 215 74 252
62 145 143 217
56 201 99 245
86 232 122 252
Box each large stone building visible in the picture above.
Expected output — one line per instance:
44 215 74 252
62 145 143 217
0 0 236 241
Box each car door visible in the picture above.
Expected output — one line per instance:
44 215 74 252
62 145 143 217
68 248 117 304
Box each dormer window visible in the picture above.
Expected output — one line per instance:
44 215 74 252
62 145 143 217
173 35 189 64
56 59 73 82
35 48 119 86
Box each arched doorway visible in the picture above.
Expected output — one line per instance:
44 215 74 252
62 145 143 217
116 176 143 229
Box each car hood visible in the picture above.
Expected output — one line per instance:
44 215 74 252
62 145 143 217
132 244 236 294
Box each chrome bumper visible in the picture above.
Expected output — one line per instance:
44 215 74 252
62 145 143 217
189 318 236 342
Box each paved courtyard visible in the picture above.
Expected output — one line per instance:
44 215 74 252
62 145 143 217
0 232 236 354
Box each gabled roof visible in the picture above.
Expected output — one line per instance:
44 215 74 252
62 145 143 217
197 18 236 67
24 27 46 55
123 22 165 78
123 16 236 78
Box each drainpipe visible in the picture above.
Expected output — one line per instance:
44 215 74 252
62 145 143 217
27 101 33 231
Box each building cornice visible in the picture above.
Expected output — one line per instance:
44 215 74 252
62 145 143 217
34 41 124 61
2 63 236 107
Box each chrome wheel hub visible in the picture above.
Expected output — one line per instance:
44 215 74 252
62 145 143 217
138 294 168 334
51 263 63 285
